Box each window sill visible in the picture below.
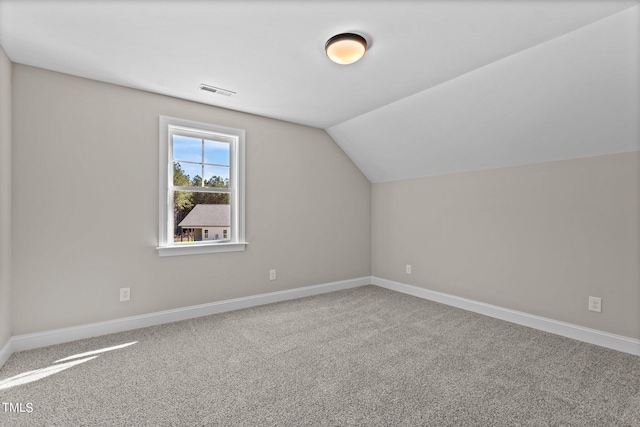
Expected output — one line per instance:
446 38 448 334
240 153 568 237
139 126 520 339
157 242 248 257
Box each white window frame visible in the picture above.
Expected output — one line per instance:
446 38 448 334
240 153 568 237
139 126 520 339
157 116 247 256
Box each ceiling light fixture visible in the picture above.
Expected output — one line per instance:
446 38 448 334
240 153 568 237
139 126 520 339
325 33 367 65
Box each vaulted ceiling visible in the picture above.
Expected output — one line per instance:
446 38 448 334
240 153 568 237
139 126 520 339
1 0 638 182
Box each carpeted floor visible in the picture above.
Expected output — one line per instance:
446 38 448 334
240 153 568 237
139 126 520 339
1 285 639 426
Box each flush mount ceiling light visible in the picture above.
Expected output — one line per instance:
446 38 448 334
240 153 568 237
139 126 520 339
325 33 367 65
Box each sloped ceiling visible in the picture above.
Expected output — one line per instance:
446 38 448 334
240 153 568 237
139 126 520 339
0 1 638 182
328 5 640 181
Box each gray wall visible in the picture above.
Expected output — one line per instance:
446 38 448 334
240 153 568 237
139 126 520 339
372 152 640 339
0 46 11 347
7 62 638 343
11 65 371 335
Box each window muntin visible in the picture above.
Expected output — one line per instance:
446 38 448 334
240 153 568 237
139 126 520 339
158 116 246 256
173 135 231 188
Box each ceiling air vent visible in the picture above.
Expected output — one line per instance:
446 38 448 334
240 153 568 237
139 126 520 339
199 84 236 97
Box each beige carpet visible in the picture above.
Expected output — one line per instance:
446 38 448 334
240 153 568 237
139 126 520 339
1 285 639 426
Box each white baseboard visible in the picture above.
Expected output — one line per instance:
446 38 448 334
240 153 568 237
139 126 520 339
4 275 638 368
372 276 640 356
9 277 370 355
0 337 12 368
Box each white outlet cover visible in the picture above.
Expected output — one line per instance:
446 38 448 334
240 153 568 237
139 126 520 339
120 287 131 302
588 296 601 313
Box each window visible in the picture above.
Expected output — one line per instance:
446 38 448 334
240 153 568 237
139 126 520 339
158 116 246 256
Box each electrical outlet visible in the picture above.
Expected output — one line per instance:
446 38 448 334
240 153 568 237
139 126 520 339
588 296 601 313
269 269 276 281
120 287 130 302
406 264 412 274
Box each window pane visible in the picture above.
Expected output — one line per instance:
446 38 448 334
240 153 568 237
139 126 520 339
173 135 202 163
173 191 231 243
204 140 230 166
174 162 203 186
173 162 192 186
203 165 230 188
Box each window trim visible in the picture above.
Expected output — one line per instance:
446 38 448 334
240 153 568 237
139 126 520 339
157 116 247 257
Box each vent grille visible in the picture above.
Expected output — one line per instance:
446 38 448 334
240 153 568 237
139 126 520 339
199 84 235 97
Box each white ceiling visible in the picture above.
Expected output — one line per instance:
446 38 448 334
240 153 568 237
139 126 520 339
1 0 638 182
